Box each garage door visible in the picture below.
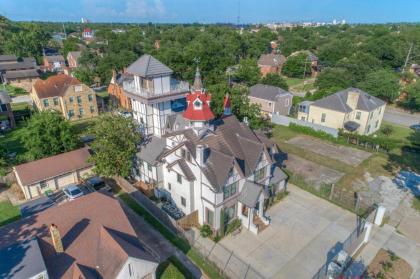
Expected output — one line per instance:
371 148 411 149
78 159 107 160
56 174 76 189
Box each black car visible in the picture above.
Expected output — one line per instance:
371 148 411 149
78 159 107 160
86 176 110 191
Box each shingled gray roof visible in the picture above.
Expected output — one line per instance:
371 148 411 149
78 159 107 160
312 88 386 113
4 69 39 79
137 136 167 165
0 55 17 62
249 84 292 102
0 91 12 104
126 54 173 77
167 159 196 181
238 181 263 207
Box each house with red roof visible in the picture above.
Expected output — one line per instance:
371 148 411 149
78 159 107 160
133 69 287 235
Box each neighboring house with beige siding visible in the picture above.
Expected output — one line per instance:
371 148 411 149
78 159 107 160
249 84 293 118
31 74 99 121
298 88 386 135
14 147 94 199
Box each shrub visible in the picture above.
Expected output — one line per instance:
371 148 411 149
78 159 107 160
200 224 212 238
381 125 394 136
289 123 338 142
225 219 241 235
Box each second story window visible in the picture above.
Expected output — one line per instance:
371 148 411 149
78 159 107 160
43 99 49 107
223 181 238 200
285 98 290 107
77 96 82 104
69 96 74 103
53 97 59 106
254 167 266 182
356 111 361 120
177 173 182 184
88 94 93 102
321 113 326 123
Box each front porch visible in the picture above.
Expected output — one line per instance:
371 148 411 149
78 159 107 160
237 181 271 234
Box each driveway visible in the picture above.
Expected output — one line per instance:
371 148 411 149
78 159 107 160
220 184 358 279
384 107 420 127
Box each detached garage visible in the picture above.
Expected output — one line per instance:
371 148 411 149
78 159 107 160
13 147 94 200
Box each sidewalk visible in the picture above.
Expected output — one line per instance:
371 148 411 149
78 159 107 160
345 224 420 278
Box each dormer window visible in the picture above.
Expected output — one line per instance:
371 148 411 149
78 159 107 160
193 99 202 110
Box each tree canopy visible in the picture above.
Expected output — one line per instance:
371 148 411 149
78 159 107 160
89 114 140 177
282 53 309 78
357 69 400 102
260 73 289 90
22 111 80 160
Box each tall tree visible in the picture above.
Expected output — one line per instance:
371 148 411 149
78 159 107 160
22 111 80 160
89 114 140 177
260 73 289 90
234 58 261 86
282 53 309 78
357 69 400 102
315 67 354 91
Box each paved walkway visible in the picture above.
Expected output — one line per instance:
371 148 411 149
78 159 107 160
220 184 358 279
346 224 420 278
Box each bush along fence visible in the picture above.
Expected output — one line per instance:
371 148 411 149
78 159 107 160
284 169 375 217
271 114 339 137
287 122 400 153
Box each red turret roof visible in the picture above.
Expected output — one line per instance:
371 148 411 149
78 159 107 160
183 90 215 121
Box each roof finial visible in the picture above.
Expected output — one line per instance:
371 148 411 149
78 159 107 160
223 93 232 116
193 58 203 91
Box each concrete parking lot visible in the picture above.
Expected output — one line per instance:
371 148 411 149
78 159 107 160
220 184 358 279
287 136 372 166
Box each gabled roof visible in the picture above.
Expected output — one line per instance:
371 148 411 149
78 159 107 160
183 91 214 121
126 54 173 77
4 69 39 79
238 181 263 207
0 61 36 71
14 147 92 186
137 136 167 165
44 55 65 62
32 74 81 99
67 51 82 61
167 159 196 181
249 84 292 102
0 192 158 279
311 87 386 113
257 53 286 67
0 54 17 62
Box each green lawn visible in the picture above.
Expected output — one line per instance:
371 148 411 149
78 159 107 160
0 199 20 227
5 84 28 97
95 90 109 98
412 196 420 213
117 193 223 279
157 256 193 279
379 121 413 146
0 123 29 162
11 102 31 112
284 77 304 87
70 117 98 137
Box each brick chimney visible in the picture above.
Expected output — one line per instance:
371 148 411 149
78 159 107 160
49 223 64 253
346 90 359 110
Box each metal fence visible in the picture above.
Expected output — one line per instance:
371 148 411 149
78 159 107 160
271 114 339 137
312 207 377 279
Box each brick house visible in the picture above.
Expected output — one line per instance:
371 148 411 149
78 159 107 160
31 74 98 121
257 53 286 77
43 55 66 72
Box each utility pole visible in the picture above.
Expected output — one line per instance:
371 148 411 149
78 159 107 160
402 42 413 73
62 23 67 39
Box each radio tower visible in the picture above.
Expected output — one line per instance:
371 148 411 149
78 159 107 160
237 0 241 27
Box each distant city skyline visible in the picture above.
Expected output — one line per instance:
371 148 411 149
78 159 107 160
0 0 418 24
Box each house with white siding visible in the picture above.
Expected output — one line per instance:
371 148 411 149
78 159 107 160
122 54 190 137
133 70 287 235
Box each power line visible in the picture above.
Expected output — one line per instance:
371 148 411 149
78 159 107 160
402 42 413 73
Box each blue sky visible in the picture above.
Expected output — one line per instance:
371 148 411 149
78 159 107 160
0 0 418 24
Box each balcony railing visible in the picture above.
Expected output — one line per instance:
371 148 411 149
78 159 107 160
123 79 190 99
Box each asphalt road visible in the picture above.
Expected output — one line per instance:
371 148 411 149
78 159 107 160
383 107 420 127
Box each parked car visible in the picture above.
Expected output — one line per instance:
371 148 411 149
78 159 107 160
63 184 84 200
410 123 420 131
86 176 111 192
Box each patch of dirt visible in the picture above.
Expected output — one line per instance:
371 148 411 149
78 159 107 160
287 136 372 166
365 249 413 279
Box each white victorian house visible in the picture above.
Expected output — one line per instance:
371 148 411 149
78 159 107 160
133 69 287 235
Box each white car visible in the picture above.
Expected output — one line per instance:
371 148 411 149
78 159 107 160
63 184 84 200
